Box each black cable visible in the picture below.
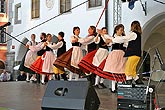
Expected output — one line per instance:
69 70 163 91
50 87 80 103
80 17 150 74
5 0 89 43
153 0 165 4
2 30 26 46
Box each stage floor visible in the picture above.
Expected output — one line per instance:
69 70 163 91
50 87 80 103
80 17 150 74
0 80 164 110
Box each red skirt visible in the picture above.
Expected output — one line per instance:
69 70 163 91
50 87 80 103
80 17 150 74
78 50 97 73
30 56 44 74
94 59 126 82
54 48 82 74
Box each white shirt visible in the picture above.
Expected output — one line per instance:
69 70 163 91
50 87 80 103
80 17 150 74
29 42 45 52
112 34 128 47
78 35 95 45
94 34 113 46
47 41 63 50
112 31 137 44
26 41 37 46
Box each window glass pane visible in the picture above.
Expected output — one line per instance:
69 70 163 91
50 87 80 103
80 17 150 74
96 0 102 6
31 0 40 19
89 0 102 8
17 6 21 20
60 0 71 13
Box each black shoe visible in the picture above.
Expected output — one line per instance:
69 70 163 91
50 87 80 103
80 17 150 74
110 89 117 93
41 82 46 85
99 83 107 88
135 78 144 85
26 80 30 83
123 79 133 85
93 85 99 89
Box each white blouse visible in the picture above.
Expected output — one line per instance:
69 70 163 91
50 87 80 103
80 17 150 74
47 41 63 50
94 34 113 46
112 31 137 44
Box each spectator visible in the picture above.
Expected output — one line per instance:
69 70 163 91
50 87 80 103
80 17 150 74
0 70 11 82
17 71 27 81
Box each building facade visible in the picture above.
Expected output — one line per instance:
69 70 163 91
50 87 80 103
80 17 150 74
7 0 165 80
0 0 8 71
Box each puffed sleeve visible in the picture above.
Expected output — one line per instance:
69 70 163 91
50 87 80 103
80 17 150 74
78 35 95 45
47 41 63 50
112 32 137 43
29 42 45 52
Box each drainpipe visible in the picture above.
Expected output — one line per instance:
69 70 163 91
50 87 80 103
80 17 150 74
105 0 109 33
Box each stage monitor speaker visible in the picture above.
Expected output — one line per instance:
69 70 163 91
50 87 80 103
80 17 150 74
41 80 100 110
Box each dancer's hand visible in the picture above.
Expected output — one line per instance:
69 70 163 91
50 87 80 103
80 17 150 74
97 29 102 35
44 42 48 46
105 39 112 44
26 45 29 48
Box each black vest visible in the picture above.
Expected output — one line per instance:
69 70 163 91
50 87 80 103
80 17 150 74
112 43 126 52
124 31 141 57
98 35 109 51
87 35 97 53
37 39 47 56
57 39 66 57
72 42 81 47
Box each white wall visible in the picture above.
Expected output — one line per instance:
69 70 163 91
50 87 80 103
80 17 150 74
121 1 165 34
10 0 165 61
11 0 106 61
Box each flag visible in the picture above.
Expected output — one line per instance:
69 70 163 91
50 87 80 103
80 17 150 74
128 0 137 10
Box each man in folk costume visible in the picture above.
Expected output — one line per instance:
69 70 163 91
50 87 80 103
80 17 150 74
53 32 67 81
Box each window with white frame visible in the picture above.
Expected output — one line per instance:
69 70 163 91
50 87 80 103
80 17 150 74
31 0 40 19
88 0 102 8
60 0 71 13
0 28 6 43
14 3 21 24
0 0 5 13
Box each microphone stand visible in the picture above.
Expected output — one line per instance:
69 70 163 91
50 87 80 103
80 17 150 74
144 54 156 110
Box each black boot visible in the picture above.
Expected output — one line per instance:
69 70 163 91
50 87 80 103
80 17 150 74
36 74 40 84
135 78 144 85
123 79 133 85
88 74 95 85
99 83 107 88
55 74 60 80
61 73 68 81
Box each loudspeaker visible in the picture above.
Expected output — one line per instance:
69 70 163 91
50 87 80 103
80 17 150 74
41 80 100 110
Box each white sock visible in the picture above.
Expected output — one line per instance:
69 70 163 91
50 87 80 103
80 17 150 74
69 72 73 81
112 81 116 91
49 75 52 80
126 76 133 80
95 75 100 85
26 73 29 81
41 74 46 83
134 75 139 81
100 78 104 84
74 74 79 81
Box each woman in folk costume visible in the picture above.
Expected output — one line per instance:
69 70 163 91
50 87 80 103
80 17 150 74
19 34 38 82
112 21 143 85
53 32 67 81
78 26 98 84
54 27 84 80
79 27 112 88
28 32 47 83
94 24 127 92
30 34 57 84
